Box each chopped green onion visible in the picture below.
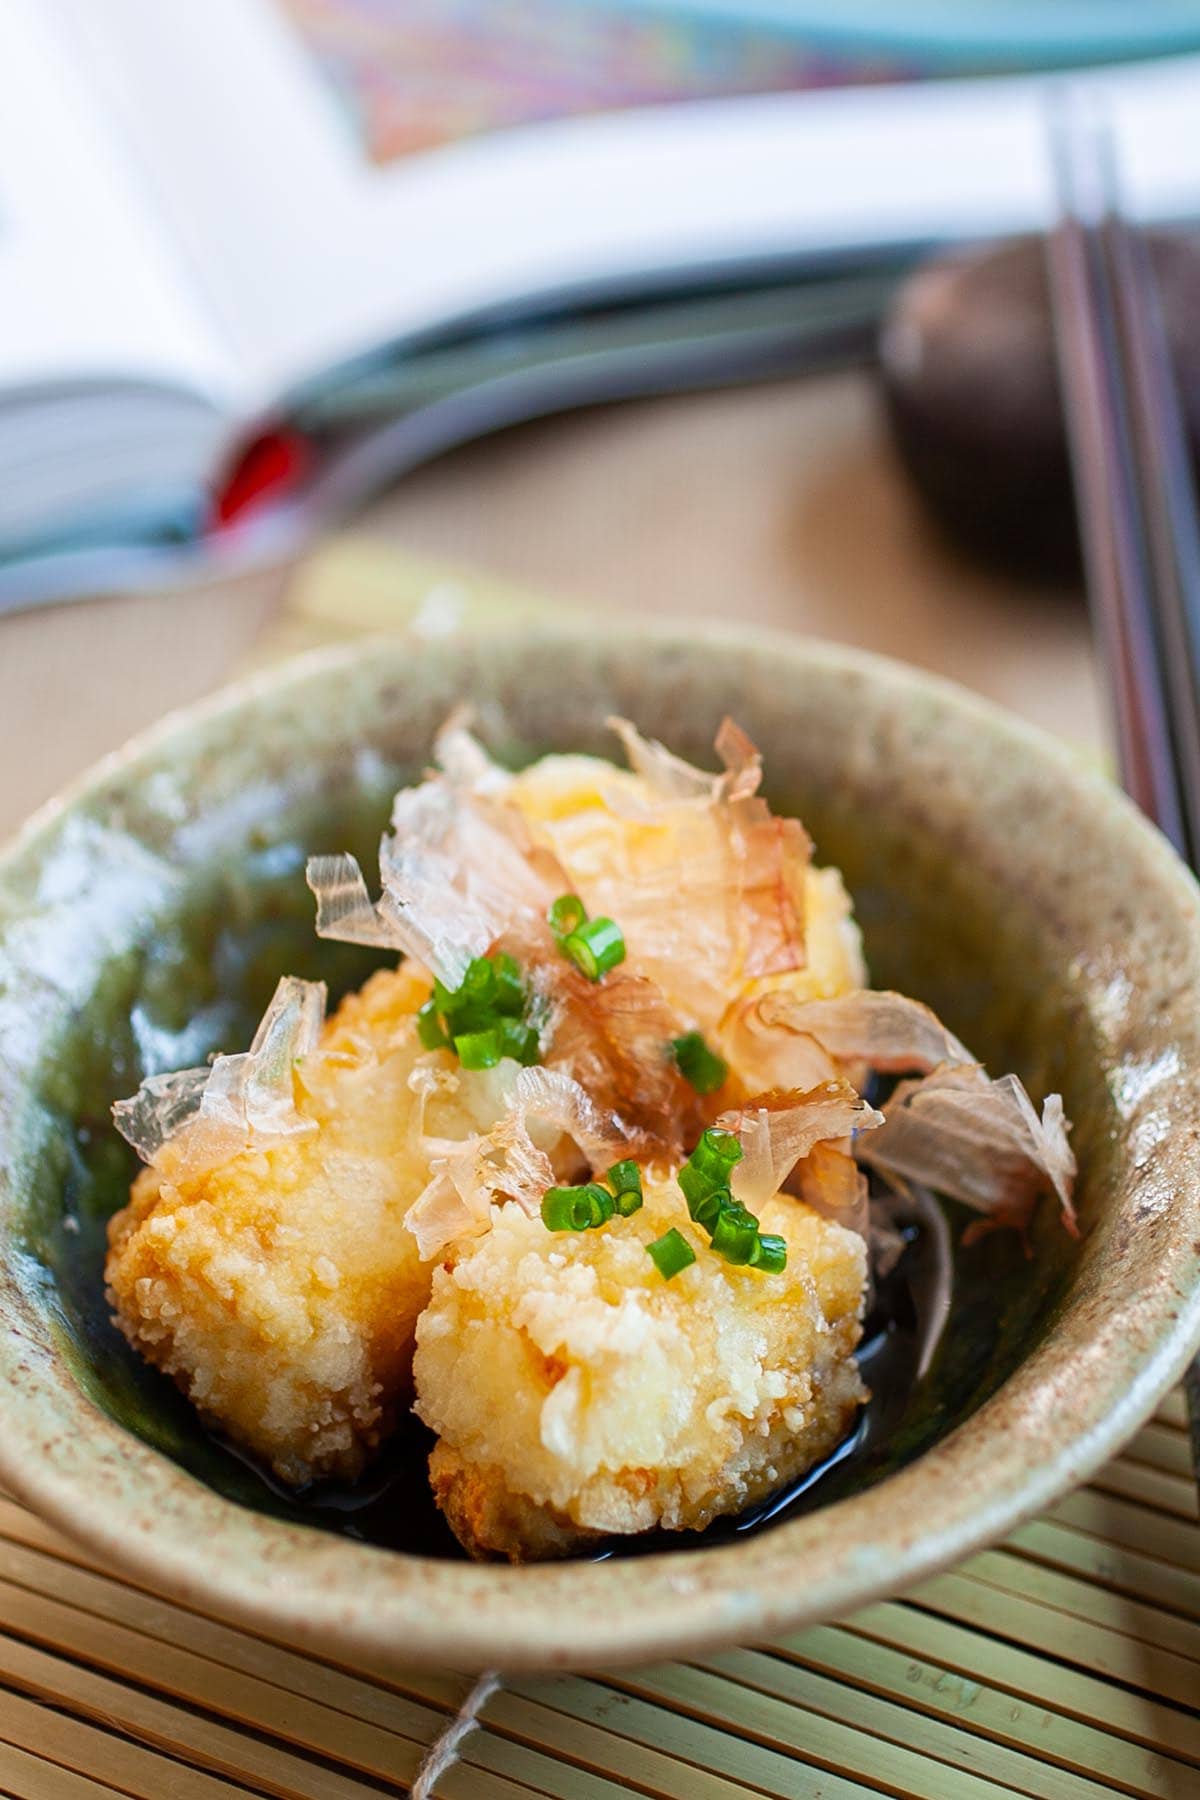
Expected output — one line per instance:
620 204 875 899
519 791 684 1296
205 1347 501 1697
585 1183 617 1225
540 1182 614 1231
671 1031 729 1094
461 956 496 1008
674 1126 787 1272
607 1159 643 1214
678 1161 718 1211
416 998 450 1050
689 1187 729 1234
499 1017 541 1066
541 1187 592 1231
691 1127 742 1180
548 893 587 940
646 1227 696 1281
432 976 459 1016
607 1158 641 1196
492 952 525 1017
420 952 538 1068
679 1128 743 1217
562 917 626 981
710 1204 761 1266
454 1027 502 1070
549 892 626 981
750 1233 788 1274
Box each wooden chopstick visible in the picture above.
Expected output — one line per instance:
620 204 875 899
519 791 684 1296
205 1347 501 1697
1044 113 1186 851
1045 104 1200 1486
1105 214 1200 865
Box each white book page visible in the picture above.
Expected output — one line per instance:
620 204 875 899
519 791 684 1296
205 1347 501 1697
0 0 238 406
48 0 1200 407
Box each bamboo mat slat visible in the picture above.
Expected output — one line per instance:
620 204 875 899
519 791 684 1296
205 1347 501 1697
1044 1489 1199 1573
461 1686 784 1800
0 1738 132 1800
1004 1517 1200 1623
698 1645 1125 1800
1155 1391 1189 1432
608 1658 1040 1799
500 1674 884 1800
0 1398 1193 1797
906 1570 1200 1714
1089 1460 1199 1524
777 1622 1189 1800
0 1683 263 1800
1125 1424 1194 1484
957 1547 1200 1662
844 1598 1199 1762
0 1629 403 1800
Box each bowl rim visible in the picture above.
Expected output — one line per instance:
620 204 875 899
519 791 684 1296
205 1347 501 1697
1 621 1198 1673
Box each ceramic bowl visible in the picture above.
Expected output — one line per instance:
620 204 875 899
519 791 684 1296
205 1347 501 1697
0 621 1197 1672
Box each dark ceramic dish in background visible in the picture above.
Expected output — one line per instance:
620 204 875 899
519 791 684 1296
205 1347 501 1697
0 621 1197 1670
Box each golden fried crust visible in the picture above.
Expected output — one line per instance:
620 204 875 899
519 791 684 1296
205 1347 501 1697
414 1175 867 1560
106 965 463 1486
429 1442 596 1562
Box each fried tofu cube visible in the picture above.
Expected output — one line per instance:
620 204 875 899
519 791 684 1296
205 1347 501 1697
106 964 468 1485
413 1172 866 1559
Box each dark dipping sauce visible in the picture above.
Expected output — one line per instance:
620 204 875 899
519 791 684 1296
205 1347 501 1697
217 1184 950 1562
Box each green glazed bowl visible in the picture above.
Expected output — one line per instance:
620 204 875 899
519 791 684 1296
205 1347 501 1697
0 621 1197 1672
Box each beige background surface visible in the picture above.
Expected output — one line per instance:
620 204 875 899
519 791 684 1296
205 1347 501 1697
0 369 1102 841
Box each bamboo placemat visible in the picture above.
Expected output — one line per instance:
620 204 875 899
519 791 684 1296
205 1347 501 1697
5 539 1193 1798
0 1379 1191 1798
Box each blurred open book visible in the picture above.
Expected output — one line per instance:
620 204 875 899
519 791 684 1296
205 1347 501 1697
5 0 1200 606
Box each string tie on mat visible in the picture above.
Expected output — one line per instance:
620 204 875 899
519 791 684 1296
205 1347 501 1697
411 1668 501 1797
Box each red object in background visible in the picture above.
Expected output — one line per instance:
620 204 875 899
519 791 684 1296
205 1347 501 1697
213 428 312 528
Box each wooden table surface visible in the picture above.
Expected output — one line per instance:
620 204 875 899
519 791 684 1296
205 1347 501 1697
0 368 1102 844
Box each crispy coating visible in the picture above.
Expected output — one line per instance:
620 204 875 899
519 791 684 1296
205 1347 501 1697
106 963 491 1485
414 1173 866 1559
